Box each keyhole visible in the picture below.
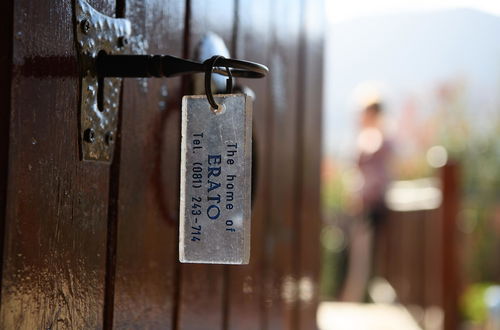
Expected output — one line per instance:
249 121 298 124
97 50 107 112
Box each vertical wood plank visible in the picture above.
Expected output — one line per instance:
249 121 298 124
296 0 324 328
264 0 302 329
110 0 186 328
0 0 114 328
441 163 460 330
400 212 416 303
176 1 235 329
225 1 271 329
424 209 443 308
0 0 13 293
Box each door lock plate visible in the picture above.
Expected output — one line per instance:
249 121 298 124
74 0 131 162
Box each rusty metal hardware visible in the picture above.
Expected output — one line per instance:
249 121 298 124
96 54 267 79
74 0 131 162
74 0 268 163
96 53 267 110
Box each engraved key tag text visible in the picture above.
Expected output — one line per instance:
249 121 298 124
179 94 252 264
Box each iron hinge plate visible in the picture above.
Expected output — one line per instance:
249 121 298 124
74 0 131 162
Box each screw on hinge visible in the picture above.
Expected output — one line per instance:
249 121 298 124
117 36 129 48
84 128 95 143
80 19 91 34
105 132 114 145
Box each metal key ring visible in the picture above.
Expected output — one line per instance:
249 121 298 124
204 55 235 110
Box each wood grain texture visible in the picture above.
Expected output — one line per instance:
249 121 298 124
0 0 325 328
296 0 324 328
176 1 235 329
0 0 13 299
264 0 302 329
225 1 272 329
110 0 186 328
0 1 114 328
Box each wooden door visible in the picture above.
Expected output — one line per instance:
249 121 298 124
0 0 324 329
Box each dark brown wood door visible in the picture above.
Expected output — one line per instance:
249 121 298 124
0 0 324 329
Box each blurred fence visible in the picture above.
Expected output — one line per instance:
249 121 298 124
378 163 460 330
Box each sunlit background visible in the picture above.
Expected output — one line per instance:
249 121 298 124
320 0 500 329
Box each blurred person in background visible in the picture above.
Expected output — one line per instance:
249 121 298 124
340 101 394 302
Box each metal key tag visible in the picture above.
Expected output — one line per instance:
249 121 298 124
179 94 252 264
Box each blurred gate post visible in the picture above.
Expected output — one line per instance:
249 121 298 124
440 161 460 330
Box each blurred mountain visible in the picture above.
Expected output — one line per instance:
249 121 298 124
324 8 500 157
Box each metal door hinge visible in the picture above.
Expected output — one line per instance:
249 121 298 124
74 0 131 162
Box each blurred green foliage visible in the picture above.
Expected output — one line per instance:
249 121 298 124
460 283 495 323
